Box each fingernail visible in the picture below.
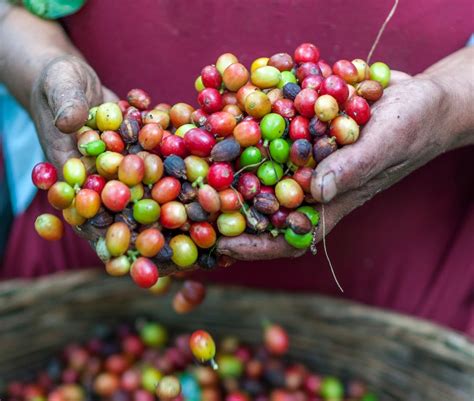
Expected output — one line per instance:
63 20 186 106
321 171 337 202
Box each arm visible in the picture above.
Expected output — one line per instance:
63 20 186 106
0 4 116 167
218 48 474 259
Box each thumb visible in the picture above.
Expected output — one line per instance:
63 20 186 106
311 124 391 203
42 57 92 133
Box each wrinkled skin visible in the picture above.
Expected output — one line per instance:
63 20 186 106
31 55 117 167
219 69 473 260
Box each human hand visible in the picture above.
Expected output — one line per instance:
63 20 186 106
217 71 465 260
30 55 117 168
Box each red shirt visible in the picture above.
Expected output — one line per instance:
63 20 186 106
3 0 473 333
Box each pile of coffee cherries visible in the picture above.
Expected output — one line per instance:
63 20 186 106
32 42 390 288
3 320 378 401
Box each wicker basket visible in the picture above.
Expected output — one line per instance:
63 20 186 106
0 270 472 401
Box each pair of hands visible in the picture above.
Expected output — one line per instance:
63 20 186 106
32 55 454 273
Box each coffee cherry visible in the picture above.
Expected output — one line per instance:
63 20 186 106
156 375 181 400
290 139 312 167
144 109 170 128
356 80 384 102
170 103 194 128
190 222 216 248
63 201 87 226
344 95 371 125
223 63 249 92
160 135 188 159
133 199 160 225
169 234 198 268
352 58 370 82
369 62 391 88
101 180 131 212
47 182 75 210
251 66 281 88
105 222 131 257
136 228 165 257
294 43 320 64
294 88 318 118
189 330 216 364
264 324 289 355
321 376 344 400
260 113 285 142
184 156 209 182
101 130 125 153
127 88 151 110
207 162 234 191
151 177 180 205
217 212 246 236
268 52 294 72
198 184 221 213
201 65 222 89
105 256 131 277
237 173 261 200
63 158 86 187
275 179 304 209
233 120 261 147
320 75 349 105
198 88 223 114
257 161 283 186
32 162 57 190
318 59 333 77
239 146 262 168
272 98 296 119
206 111 237 137
96 151 124 180
130 257 159 288
149 276 172 295
143 154 164 185
314 94 339 122
216 53 239 74
285 228 313 249
292 167 313 193
138 123 163 150
218 188 243 212
83 174 106 195
210 138 241 162
333 60 359 85
244 91 271 118
34 213 63 241
296 62 321 82
330 115 360 145
93 373 120 397
118 155 145 186
75 188 101 218
96 102 123 131
191 108 209 127
184 128 216 157
269 138 290 164
160 201 186 229
301 74 324 91
288 116 310 141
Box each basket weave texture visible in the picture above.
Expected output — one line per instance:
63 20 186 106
0 270 472 401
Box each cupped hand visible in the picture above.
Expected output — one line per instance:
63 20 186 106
30 55 117 168
30 55 118 249
218 71 457 260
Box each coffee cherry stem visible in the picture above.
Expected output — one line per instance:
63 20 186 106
192 176 205 188
127 249 140 262
270 228 280 237
210 358 219 370
74 184 81 194
234 158 267 176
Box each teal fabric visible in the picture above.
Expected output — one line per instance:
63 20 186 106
22 0 86 20
0 84 43 215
